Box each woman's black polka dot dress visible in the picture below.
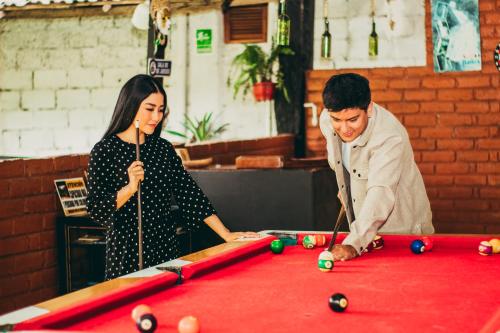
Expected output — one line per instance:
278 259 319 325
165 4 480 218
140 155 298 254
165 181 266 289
86 134 216 280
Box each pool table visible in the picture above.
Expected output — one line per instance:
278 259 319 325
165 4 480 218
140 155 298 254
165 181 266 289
12 232 500 332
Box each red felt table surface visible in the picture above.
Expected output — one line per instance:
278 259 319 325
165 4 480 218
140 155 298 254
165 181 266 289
17 235 500 333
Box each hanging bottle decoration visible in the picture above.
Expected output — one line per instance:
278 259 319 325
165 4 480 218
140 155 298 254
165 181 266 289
321 0 331 59
368 0 378 58
276 0 290 46
368 19 378 58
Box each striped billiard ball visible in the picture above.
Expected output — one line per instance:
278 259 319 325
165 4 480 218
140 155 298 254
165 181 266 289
302 235 316 249
372 235 384 250
478 241 493 256
318 250 334 272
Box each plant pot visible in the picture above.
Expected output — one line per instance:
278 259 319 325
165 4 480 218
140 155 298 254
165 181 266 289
253 82 275 102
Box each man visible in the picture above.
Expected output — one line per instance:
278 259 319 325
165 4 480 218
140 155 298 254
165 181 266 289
320 73 434 261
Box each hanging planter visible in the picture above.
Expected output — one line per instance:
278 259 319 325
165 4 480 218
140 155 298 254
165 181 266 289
253 82 275 102
227 42 294 103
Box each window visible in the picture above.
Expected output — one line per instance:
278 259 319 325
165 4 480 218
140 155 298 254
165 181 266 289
224 4 268 44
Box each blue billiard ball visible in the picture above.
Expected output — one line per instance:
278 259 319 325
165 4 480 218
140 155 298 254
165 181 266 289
410 239 425 254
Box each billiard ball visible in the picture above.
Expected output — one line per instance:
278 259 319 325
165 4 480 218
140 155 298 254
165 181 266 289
372 235 384 250
318 250 334 272
131 304 157 333
328 293 348 312
302 235 316 249
410 239 425 254
488 238 500 254
478 241 493 256
178 315 200 333
270 239 284 254
314 234 326 247
422 236 433 251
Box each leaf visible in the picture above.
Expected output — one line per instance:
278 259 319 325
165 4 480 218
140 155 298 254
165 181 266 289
166 130 188 139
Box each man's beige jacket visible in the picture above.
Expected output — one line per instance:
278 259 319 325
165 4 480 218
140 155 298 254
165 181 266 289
320 103 434 254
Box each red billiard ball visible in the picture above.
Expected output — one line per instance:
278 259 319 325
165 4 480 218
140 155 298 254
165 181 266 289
178 315 200 333
328 293 348 312
131 304 157 333
422 236 433 251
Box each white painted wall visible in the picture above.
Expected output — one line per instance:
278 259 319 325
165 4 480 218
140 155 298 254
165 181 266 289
0 5 280 158
0 16 147 157
163 2 279 143
313 0 426 69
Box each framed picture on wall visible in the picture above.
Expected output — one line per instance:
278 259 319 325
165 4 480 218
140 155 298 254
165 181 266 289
431 0 482 73
54 178 88 216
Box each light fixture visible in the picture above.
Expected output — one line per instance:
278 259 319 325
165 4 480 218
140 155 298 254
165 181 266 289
131 1 150 30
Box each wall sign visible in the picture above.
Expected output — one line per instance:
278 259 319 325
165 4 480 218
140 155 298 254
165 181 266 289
148 58 172 77
196 29 212 54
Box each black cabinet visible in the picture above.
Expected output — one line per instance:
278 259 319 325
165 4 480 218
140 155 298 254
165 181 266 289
56 216 106 293
188 167 344 247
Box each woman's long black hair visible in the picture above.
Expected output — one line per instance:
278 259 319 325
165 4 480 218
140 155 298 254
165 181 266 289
102 74 167 139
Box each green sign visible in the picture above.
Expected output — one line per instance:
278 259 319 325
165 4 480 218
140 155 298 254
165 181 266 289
196 29 212 53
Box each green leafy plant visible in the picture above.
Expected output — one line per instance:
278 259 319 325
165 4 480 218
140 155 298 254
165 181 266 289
166 112 229 143
227 41 294 102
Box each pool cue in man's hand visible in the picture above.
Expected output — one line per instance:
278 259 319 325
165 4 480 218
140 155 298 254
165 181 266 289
327 205 346 252
135 120 144 271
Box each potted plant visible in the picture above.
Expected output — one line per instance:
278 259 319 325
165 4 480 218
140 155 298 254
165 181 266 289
166 112 229 143
227 41 294 102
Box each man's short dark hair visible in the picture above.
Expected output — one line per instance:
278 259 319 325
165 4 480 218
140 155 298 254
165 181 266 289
322 73 371 112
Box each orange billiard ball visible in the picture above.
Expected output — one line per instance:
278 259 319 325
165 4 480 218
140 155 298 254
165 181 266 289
178 315 200 333
488 238 500 254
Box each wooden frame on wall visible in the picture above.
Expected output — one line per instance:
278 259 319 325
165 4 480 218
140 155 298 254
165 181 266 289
223 4 268 44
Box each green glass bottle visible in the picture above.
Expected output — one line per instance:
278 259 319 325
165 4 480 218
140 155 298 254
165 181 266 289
368 19 378 58
276 0 290 46
321 17 332 59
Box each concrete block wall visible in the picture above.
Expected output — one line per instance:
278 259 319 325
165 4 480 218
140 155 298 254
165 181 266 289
305 1 500 234
0 16 147 157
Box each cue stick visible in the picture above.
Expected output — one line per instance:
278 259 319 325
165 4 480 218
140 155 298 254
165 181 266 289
135 120 144 271
327 205 346 252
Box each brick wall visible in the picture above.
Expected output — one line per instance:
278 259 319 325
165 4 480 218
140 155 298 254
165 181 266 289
305 1 499 234
0 155 89 315
0 135 294 315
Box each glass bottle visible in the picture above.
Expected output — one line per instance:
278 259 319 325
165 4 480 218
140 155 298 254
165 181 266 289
276 0 290 46
368 19 378 58
321 17 332 59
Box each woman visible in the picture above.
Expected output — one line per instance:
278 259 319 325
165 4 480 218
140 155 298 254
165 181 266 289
87 74 257 279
